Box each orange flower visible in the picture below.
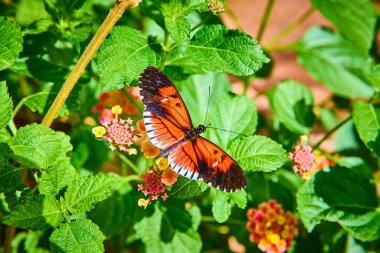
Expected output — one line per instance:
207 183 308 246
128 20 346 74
161 168 178 186
141 141 160 158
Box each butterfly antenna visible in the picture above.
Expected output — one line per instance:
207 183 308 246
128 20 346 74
206 126 249 138
203 86 211 125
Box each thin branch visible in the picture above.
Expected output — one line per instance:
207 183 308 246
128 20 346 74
256 0 275 43
42 0 142 127
264 6 314 48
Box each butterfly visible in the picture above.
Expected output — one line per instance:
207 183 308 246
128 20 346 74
139 66 246 192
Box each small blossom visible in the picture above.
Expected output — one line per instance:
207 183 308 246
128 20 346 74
247 199 298 253
92 126 106 137
99 108 115 125
228 236 246 253
138 166 168 203
208 0 225 15
138 198 150 209
161 168 178 186
92 105 137 153
289 136 316 179
155 157 169 170
112 105 122 115
141 141 160 158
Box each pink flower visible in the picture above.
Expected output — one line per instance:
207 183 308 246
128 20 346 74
246 200 298 253
92 105 137 154
161 168 178 186
208 0 225 15
138 166 168 201
289 136 316 178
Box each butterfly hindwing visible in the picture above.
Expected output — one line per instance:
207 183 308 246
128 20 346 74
139 67 192 149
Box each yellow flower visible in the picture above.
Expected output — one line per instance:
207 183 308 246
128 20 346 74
92 126 106 137
127 148 137 155
155 157 169 170
111 105 122 115
266 233 280 244
138 198 149 209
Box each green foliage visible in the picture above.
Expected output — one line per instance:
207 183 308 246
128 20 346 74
170 176 209 199
353 101 380 156
0 16 23 71
9 124 72 169
50 219 104 253
269 80 315 134
187 25 269 76
296 27 374 98
310 0 376 53
212 189 247 222
209 92 257 149
4 195 64 230
0 81 13 130
97 26 161 91
230 136 288 172
297 166 379 241
64 173 117 214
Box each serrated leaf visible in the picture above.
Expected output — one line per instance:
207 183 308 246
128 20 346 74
9 124 72 169
0 81 13 129
170 176 209 199
177 72 231 126
64 173 117 214
39 158 77 196
212 189 246 223
297 27 373 98
269 80 315 134
0 165 21 193
230 135 287 172
165 17 190 55
310 0 376 53
4 195 63 230
187 24 269 76
23 87 69 118
296 166 379 241
352 101 380 156
97 26 161 92
209 92 257 149
134 205 202 253
50 219 104 253
88 179 137 237
0 16 23 71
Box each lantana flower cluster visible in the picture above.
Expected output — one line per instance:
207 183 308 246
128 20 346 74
289 136 332 179
246 200 298 253
92 105 138 154
137 157 178 208
208 0 225 15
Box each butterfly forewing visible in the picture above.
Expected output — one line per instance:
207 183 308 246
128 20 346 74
139 66 246 192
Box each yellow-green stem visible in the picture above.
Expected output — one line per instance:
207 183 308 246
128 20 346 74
256 0 275 43
41 0 142 127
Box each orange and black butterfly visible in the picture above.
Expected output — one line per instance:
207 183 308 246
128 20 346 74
139 66 246 192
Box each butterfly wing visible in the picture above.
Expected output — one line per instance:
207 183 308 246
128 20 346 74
168 136 246 192
139 67 193 149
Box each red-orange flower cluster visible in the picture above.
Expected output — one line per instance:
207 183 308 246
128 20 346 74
246 200 298 253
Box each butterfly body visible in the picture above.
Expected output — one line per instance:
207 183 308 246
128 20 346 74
139 66 246 192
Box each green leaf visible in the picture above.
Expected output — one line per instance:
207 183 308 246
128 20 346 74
165 17 190 56
269 80 315 134
134 205 202 253
211 189 246 223
88 178 137 237
209 92 257 149
310 0 376 52
187 24 269 76
0 164 21 193
176 72 231 126
39 158 77 196
0 81 13 130
23 87 70 118
97 26 161 92
12 230 51 253
353 101 380 156
9 124 72 169
0 16 23 71
4 195 63 230
230 135 288 172
50 219 104 253
64 173 117 214
170 176 209 199
296 27 373 98
297 166 379 241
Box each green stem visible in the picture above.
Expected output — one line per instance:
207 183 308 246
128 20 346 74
264 42 297 52
265 6 314 47
122 88 143 113
256 0 275 43
313 115 352 150
191 13 212 32
7 120 17 136
118 153 141 175
126 174 141 182
159 29 170 70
